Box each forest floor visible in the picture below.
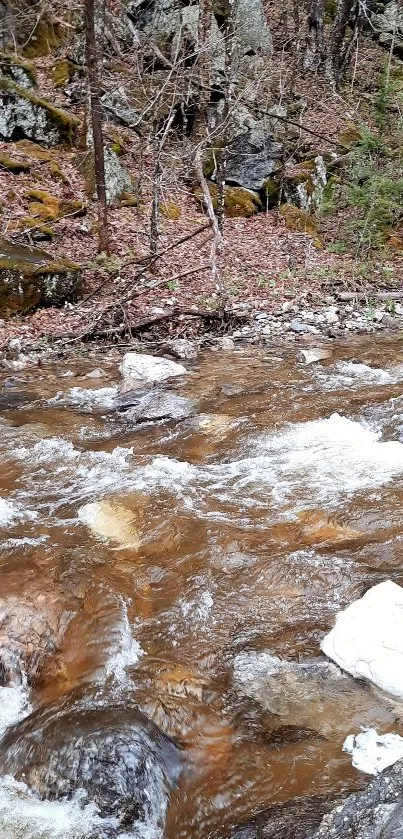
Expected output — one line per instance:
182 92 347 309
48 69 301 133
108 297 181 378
2 11 403 356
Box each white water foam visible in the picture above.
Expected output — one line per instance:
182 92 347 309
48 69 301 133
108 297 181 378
314 360 403 390
0 679 32 740
0 777 118 839
131 413 403 513
104 598 144 685
343 728 403 775
49 387 118 411
0 498 37 527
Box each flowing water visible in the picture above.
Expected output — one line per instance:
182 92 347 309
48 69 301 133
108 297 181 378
3 336 403 837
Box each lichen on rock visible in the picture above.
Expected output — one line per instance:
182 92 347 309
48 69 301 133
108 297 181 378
0 77 80 147
0 235 82 317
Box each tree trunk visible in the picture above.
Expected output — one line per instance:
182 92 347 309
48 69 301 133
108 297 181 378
326 0 358 86
85 0 110 254
304 0 324 70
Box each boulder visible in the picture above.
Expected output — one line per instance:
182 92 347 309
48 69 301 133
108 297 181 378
0 584 71 688
101 86 140 128
78 141 132 204
344 728 403 776
0 689 181 837
371 2 403 56
119 390 196 422
232 652 382 737
321 581 403 698
120 351 187 383
0 53 37 89
312 758 403 838
0 237 82 318
0 77 80 146
283 156 327 213
299 348 332 364
225 131 283 193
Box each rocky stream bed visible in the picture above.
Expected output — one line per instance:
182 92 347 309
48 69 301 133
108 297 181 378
2 337 403 837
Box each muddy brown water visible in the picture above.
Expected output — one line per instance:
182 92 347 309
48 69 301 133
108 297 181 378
2 335 403 837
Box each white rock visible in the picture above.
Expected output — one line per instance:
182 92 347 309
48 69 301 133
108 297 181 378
300 347 331 364
343 728 403 775
325 309 339 325
261 325 271 336
395 303 403 316
374 310 385 323
120 352 186 383
321 580 403 697
165 339 198 360
216 337 235 350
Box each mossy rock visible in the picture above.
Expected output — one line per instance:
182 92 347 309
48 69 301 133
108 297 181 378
120 191 138 207
49 161 69 184
0 153 31 174
25 190 86 221
0 77 80 147
51 59 78 89
0 235 82 317
194 184 262 218
280 204 318 236
22 20 65 59
263 178 281 207
160 201 181 220
0 53 37 88
338 125 364 149
14 139 54 162
17 218 54 242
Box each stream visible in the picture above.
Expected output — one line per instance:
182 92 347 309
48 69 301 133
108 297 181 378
2 335 403 838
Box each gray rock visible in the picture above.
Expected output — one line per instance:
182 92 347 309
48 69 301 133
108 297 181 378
0 689 181 837
225 131 283 192
0 236 82 319
300 348 331 364
101 87 140 128
165 338 198 360
119 391 196 422
0 77 80 147
312 760 403 838
230 794 341 839
283 156 327 213
290 319 310 333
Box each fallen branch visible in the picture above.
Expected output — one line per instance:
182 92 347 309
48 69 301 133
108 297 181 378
81 304 245 340
337 291 403 301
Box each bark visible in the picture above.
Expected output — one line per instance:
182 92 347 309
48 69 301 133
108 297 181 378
85 0 110 254
326 0 366 86
304 0 324 70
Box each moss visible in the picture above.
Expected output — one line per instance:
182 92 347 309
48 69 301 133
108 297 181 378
0 153 31 173
280 204 318 236
339 125 364 149
14 139 53 162
0 77 81 146
0 52 37 86
51 59 77 89
22 20 64 59
26 190 86 221
0 235 82 317
16 218 54 241
195 183 262 218
324 0 337 20
49 161 69 184
120 191 138 207
160 201 181 220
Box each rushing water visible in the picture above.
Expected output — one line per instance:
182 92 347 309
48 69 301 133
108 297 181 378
3 335 403 837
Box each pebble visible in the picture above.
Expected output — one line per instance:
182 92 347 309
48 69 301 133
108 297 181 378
290 319 310 333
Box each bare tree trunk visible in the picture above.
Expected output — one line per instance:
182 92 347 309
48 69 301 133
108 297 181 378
304 0 324 70
85 0 110 254
150 125 161 260
326 0 363 86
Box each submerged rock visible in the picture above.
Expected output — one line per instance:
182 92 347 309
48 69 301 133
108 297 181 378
78 498 144 550
232 653 384 737
321 580 403 698
120 351 187 383
230 794 340 839
0 689 181 837
0 236 82 318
